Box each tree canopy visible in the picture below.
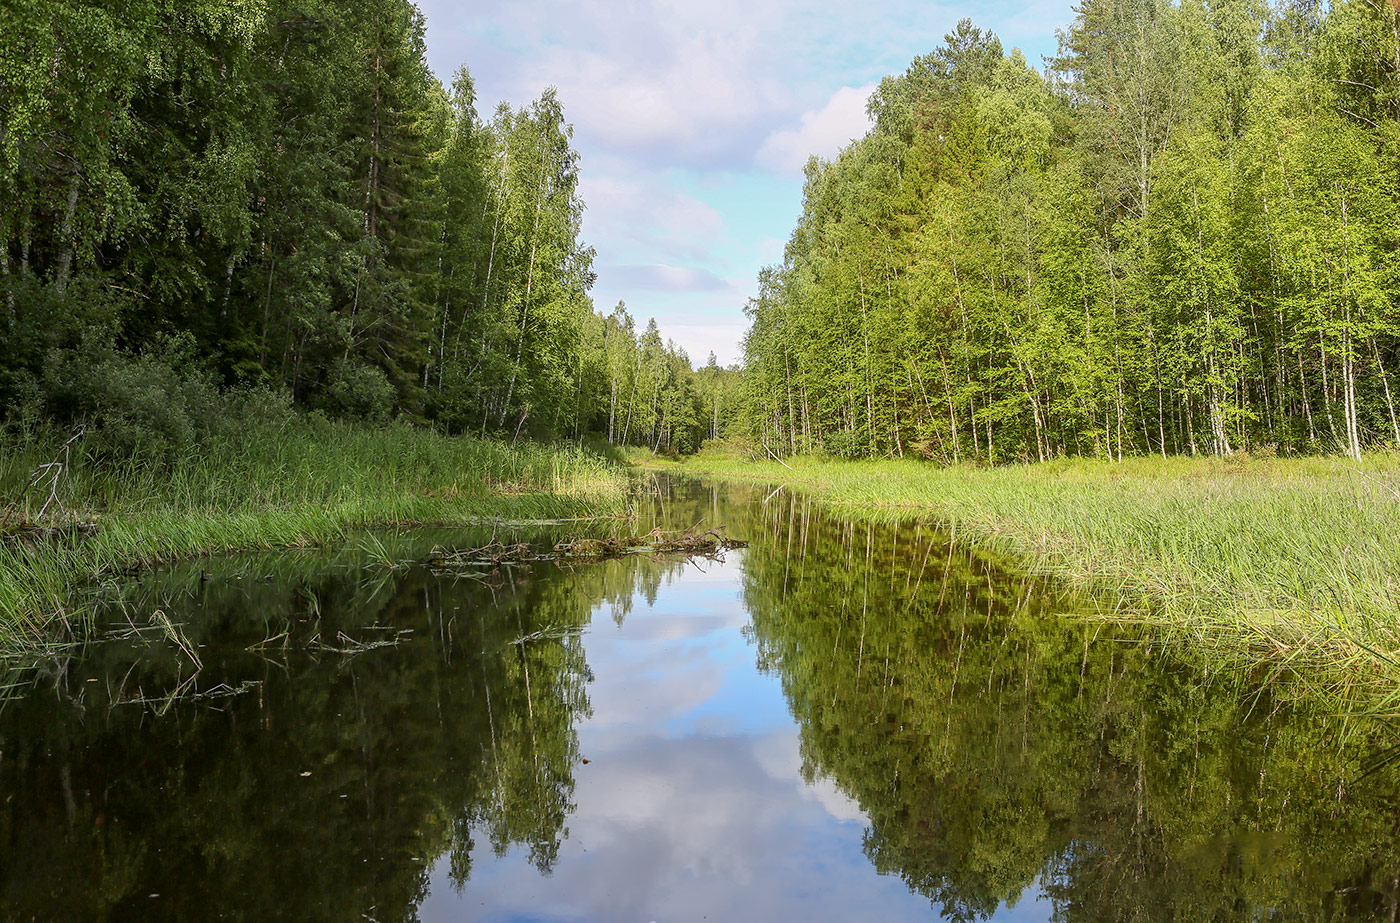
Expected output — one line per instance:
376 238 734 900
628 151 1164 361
736 2 1400 463
0 0 716 454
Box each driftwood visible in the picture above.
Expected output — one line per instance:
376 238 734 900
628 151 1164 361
423 527 746 573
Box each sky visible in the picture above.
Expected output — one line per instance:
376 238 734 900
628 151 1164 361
414 1 1076 367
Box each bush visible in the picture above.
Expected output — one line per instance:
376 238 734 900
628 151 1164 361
322 359 395 424
41 332 220 466
0 276 125 417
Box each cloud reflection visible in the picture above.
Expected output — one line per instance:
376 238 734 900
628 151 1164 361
424 732 929 922
418 555 937 921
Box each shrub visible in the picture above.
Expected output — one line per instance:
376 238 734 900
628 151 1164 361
41 332 219 466
322 359 395 424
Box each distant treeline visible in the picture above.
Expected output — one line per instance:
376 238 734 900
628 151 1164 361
1 0 730 456
737 1 1400 462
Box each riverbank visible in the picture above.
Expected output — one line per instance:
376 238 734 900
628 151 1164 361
642 451 1400 698
0 421 628 653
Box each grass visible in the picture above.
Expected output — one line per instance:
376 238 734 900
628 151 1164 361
0 419 628 652
644 449 1400 701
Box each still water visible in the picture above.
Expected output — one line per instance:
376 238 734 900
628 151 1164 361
3 478 1400 921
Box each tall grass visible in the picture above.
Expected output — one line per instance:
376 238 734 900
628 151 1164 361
654 451 1400 699
0 419 628 650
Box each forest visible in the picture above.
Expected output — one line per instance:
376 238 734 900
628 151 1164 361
736 0 1400 463
0 0 730 461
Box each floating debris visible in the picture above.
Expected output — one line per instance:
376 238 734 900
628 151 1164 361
424 541 541 568
307 628 414 655
112 679 263 712
553 526 747 559
506 624 584 646
423 527 746 573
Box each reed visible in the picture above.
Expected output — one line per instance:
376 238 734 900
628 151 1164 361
653 450 1400 702
0 420 627 652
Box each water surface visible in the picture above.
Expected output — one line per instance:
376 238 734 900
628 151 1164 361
3 478 1399 921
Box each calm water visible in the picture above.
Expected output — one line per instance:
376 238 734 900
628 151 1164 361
3 478 1400 921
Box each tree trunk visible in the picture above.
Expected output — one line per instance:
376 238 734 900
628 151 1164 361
53 173 81 297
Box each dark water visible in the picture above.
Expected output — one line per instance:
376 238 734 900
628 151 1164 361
4 478 1400 921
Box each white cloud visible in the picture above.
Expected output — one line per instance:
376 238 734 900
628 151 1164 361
661 323 749 368
756 84 876 177
578 171 725 262
415 0 1077 370
607 264 736 294
423 0 801 169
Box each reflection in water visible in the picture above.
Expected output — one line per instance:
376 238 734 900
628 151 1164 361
742 488 1400 921
0 529 651 921
0 479 1398 921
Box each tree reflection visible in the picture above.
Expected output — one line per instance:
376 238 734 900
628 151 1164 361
0 538 666 922
9 480 1399 921
741 492 1400 922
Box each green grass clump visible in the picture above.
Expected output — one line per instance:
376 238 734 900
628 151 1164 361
0 419 628 650
649 450 1400 697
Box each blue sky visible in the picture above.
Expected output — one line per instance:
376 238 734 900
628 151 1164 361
414 1 1075 366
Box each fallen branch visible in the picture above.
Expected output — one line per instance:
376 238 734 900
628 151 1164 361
423 526 747 572
1 425 87 530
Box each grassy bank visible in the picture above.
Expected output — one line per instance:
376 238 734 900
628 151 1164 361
0 420 628 650
645 450 1400 697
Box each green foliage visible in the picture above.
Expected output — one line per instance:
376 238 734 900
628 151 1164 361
40 333 220 464
740 499 1400 919
736 3 1400 463
0 0 707 455
323 358 396 424
663 451 1400 697
0 537 614 916
0 417 628 644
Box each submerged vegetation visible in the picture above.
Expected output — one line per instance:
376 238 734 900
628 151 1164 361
656 450 1400 699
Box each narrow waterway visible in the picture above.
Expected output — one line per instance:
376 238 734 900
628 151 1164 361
3 477 1399 921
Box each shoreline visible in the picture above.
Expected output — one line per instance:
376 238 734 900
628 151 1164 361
0 425 629 656
639 451 1400 699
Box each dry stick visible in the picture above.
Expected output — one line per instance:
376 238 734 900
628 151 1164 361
1 425 85 528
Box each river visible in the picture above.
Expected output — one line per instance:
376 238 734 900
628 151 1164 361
2 477 1398 921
